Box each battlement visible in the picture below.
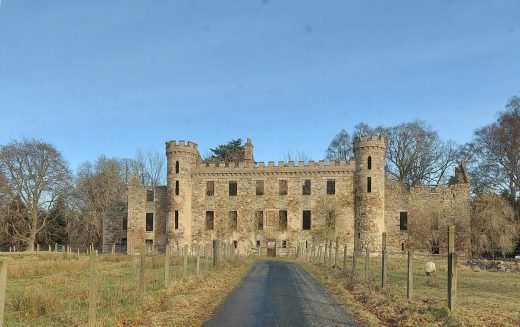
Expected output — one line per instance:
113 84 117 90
353 134 386 151
165 140 200 156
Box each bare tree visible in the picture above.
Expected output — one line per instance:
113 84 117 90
325 129 353 162
282 149 312 163
0 139 71 251
133 149 165 186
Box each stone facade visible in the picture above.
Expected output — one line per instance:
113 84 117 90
103 136 470 255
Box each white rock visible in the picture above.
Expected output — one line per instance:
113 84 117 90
425 261 436 276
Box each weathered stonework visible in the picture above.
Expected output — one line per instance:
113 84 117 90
103 136 470 255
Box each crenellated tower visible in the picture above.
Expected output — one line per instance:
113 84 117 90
353 134 386 254
165 140 200 247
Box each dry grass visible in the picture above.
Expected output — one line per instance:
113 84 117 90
301 254 520 327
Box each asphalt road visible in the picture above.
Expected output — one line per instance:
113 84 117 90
205 260 359 327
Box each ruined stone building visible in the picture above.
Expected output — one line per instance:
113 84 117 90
103 136 470 255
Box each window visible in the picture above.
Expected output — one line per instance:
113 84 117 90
122 214 128 231
367 177 372 193
121 238 127 246
430 186 438 193
174 210 179 230
256 211 264 230
256 240 261 247
302 210 311 230
233 240 238 248
431 241 440 254
256 180 264 196
302 179 311 195
146 213 153 231
400 212 408 231
229 211 238 230
326 211 335 229
146 189 154 201
175 161 180 174
206 181 214 196
367 156 372 170
229 181 237 196
279 180 288 195
279 210 288 231
206 211 214 230
326 179 335 195
282 240 287 248
401 242 405 252
175 181 180 195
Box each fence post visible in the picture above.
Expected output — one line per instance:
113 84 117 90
196 246 200 275
407 251 413 301
334 237 339 267
448 226 457 312
365 246 369 278
343 245 347 271
139 245 145 296
381 232 387 288
164 242 171 288
213 240 220 267
0 259 8 327
88 250 97 327
352 249 357 275
183 244 188 277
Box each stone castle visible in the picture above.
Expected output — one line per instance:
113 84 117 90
103 136 470 255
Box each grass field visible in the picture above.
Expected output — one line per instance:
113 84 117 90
302 253 520 327
0 252 253 326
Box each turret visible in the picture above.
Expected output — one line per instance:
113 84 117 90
165 140 200 247
244 138 254 164
353 134 386 254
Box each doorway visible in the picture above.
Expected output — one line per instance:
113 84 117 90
267 239 276 257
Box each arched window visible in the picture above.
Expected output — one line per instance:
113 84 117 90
367 177 372 193
367 156 372 170
175 161 180 174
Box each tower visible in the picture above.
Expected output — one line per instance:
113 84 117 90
353 134 386 254
165 140 200 247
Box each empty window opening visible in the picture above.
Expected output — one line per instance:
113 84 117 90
367 177 372 193
282 240 287 248
175 161 180 174
233 240 238 248
302 210 311 230
229 181 237 196
430 186 438 193
302 179 311 195
206 211 214 230
145 239 153 254
305 240 308 249
146 189 154 201
327 179 336 195
122 214 128 231
145 213 154 232
401 242 405 252
279 180 288 195
121 238 127 246
175 181 180 195
431 241 440 254
400 212 408 231
327 211 336 229
256 180 264 196
256 211 264 230
279 210 288 231
206 181 214 196
229 211 238 230
256 240 261 247
174 210 179 230
367 156 372 170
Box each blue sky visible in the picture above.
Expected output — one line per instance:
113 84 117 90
1 0 519 171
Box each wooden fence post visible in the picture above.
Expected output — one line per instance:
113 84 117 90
164 242 171 288
213 240 220 267
334 237 339 267
196 246 200 275
139 245 145 296
381 232 387 288
343 245 347 271
448 226 457 312
88 250 97 327
0 259 8 327
352 249 357 275
324 237 328 264
407 251 413 301
365 246 369 278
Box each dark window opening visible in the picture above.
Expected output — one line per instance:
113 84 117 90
256 211 264 230
256 240 261 247
229 211 238 230
327 179 335 195
282 240 287 248
279 210 288 231
327 211 335 229
367 177 372 193
146 189 154 201
233 240 237 248
175 161 180 174
367 156 372 170
302 179 311 195
174 210 179 230
400 212 408 231
256 180 264 196
229 181 237 196
302 210 311 230
146 213 154 232
401 242 405 252
175 181 179 195
206 211 214 230
279 180 288 195
430 186 438 193
121 238 127 246
206 181 214 196
431 241 440 254
122 214 128 231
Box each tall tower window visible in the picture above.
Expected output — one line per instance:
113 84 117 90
302 210 311 230
206 181 214 196
122 214 128 231
326 179 335 195
229 211 238 230
174 210 179 230
175 161 180 174
256 211 264 230
367 156 372 170
146 213 154 232
279 210 288 231
256 180 264 196
229 181 237 196
400 212 408 231
367 177 372 193
175 181 179 195
302 179 311 195
206 211 214 230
